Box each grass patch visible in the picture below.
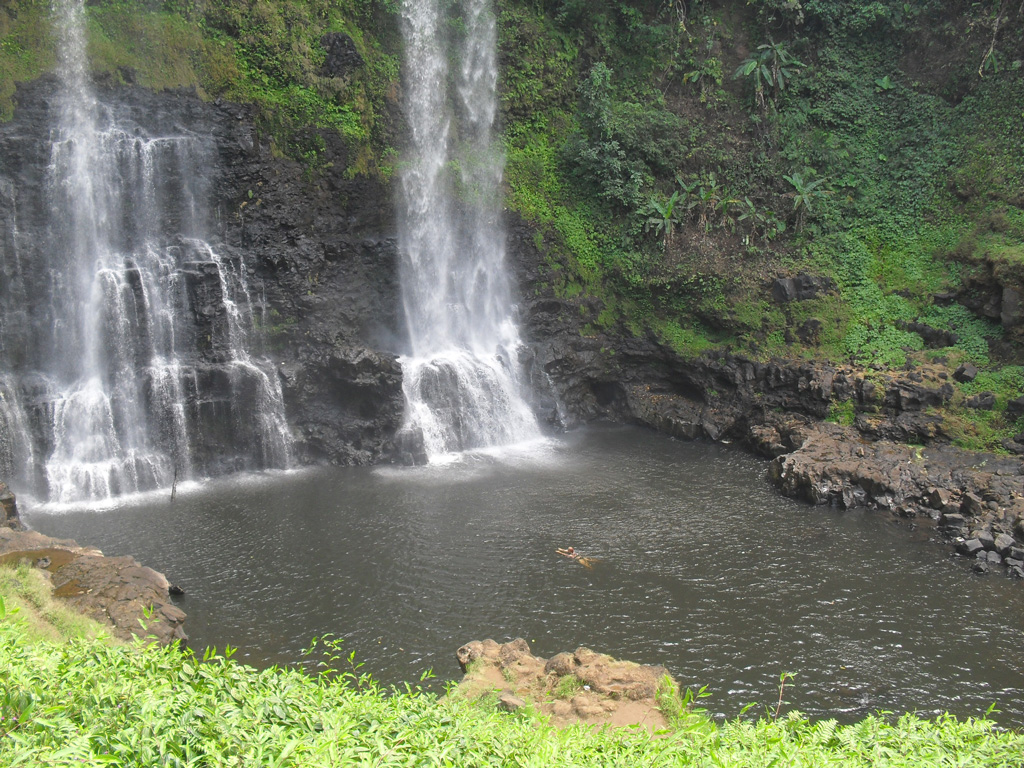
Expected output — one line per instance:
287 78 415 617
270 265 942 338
0 563 110 644
828 398 856 427
553 673 583 699
0 1 56 120
2 1 401 170
652 317 721 357
941 366 1024 452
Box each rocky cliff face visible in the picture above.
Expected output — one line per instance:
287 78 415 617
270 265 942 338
203 87 406 466
0 77 404 481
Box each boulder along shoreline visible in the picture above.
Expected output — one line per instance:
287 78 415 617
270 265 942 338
0 483 187 646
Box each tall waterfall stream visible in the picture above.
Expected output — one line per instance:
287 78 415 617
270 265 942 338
396 0 540 459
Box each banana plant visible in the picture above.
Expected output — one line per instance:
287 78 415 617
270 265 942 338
734 40 803 111
738 197 787 243
675 176 700 222
716 195 742 232
644 190 682 250
695 172 723 231
783 171 829 231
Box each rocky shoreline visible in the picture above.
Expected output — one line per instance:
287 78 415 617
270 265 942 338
627 367 1024 579
0 483 187 646
527 334 1024 579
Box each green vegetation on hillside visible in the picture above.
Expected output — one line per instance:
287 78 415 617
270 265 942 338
495 0 1024 449
3 582 1023 766
0 0 401 171
498 1 1023 348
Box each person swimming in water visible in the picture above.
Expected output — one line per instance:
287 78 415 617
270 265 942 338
557 546 599 569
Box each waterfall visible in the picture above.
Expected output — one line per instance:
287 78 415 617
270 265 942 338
396 0 540 459
0 0 292 503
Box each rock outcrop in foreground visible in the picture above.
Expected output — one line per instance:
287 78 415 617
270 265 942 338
454 638 676 731
0 522 187 647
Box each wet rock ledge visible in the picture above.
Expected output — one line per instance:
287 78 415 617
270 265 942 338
454 638 676 731
0 483 186 646
757 416 1024 578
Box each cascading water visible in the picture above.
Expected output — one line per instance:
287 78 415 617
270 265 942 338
397 0 540 458
0 0 291 503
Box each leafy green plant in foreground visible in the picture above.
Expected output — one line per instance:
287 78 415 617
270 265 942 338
783 171 830 232
643 190 683 250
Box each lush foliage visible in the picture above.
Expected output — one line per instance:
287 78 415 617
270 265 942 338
494 0 1024 449
5 0 1024 447
2 596 1023 767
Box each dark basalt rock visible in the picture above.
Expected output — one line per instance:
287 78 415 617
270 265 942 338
281 344 404 465
940 512 968 530
965 391 996 410
797 317 824 345
994 533 1015 555
957 538 985 556
320 32 364 77
1002 286 1023 328
1007 396 1024 419
961 493 985 516
772 274 837 303
884 379 953 411
954 363 979 383
975 530 996 551
900 321 958 349
0 482 22 530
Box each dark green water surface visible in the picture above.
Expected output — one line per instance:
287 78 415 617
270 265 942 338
26 426 1024 725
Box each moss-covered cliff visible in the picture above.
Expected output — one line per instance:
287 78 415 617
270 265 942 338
1 0 401 170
